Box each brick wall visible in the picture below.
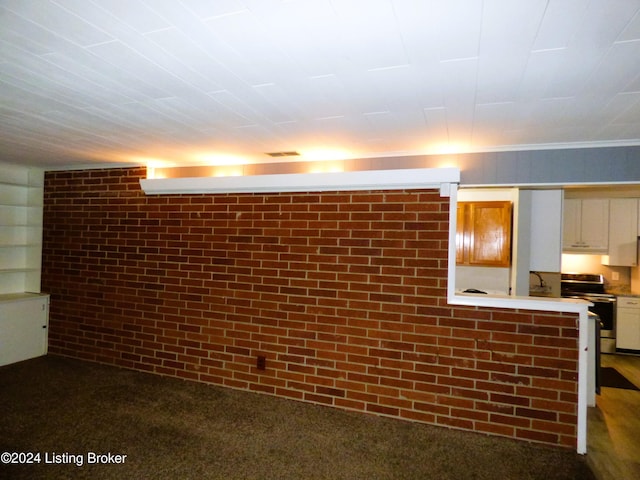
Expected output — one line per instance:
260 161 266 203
42 167 579 448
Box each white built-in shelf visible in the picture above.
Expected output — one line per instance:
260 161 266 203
0 164 44 295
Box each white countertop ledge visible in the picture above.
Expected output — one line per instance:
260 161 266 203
0 292 49 304
448 293 591 314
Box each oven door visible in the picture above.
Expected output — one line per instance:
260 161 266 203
585 296 616 353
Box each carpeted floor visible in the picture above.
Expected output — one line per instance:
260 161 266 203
0 355 595 480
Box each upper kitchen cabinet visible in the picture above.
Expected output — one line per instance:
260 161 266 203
529 190 563 273
602 198 638 267
456 201 512 267
562 198 609 253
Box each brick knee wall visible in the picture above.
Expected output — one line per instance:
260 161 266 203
42 167 578 448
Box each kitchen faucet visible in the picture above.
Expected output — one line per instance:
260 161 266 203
531 271 546 287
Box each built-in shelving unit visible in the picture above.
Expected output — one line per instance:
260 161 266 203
0 164 48 366
0 164 44 296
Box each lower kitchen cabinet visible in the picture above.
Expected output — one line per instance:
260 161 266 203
0 293 49 366
616 296 640 351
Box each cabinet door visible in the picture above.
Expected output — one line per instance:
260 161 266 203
562 198 609 252
0 296 49 366
580 199 609 251
617 307 640 350
530 190 562 272
467 202 512 267
456 204 466 264
562 199 581 250
604 198 638 266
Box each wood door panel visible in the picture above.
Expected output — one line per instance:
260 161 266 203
456 201 512 267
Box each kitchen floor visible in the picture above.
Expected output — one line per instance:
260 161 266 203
587 353 640 480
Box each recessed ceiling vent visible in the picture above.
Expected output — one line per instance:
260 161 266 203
265 151 300 157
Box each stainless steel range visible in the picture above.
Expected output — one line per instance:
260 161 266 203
561 273 617 353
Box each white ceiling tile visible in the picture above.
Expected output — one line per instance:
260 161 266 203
521 97 577 132
422 107 449 143
0 54 131 107
0 79 76 114
476 0 547 105
541 47 604 99
0 0 640 167
3 0 114 47
251 83 305 121
623 67 640 93
363 65 424 112
608 92 640 125
143 0 260 86
474 102 515 129
307 74 353 118
617 8 640 42
0 28 53 57
0 9 67 55
202 9 297 86
532 0 589 51
439 57 478 145
517 49 567 101
476 54 527 104
588 95 639 144
54 0 218 94
37 52 151 103
394 0 482 62
63 0 173 34
569 0 640 50
143 28 234 92
328 0 409 70
138 97 218 128
180 0 247 20
480 0 547 52
583 40 640 95
86 40 186 98
103 101 190 133
208 90 265 127
253 1 349 78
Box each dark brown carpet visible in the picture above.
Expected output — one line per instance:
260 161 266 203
0 355 595 480
600 367 640 391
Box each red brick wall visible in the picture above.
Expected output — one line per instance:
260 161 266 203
42 167 579 448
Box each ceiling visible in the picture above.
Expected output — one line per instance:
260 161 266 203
1 0 640 170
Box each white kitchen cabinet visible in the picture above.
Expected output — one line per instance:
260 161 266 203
562 198 609 253
0 293 49 366
616 296 640 351
530 190 562 272
602 198 638 266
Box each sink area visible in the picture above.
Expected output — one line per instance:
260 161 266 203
529 272 561 298
529 285 554 297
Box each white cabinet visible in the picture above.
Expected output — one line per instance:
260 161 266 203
602 198 638 266
0 293 49 366
562 198 609 253
617 296 640 351
0 164 43 295
530 190 562 272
